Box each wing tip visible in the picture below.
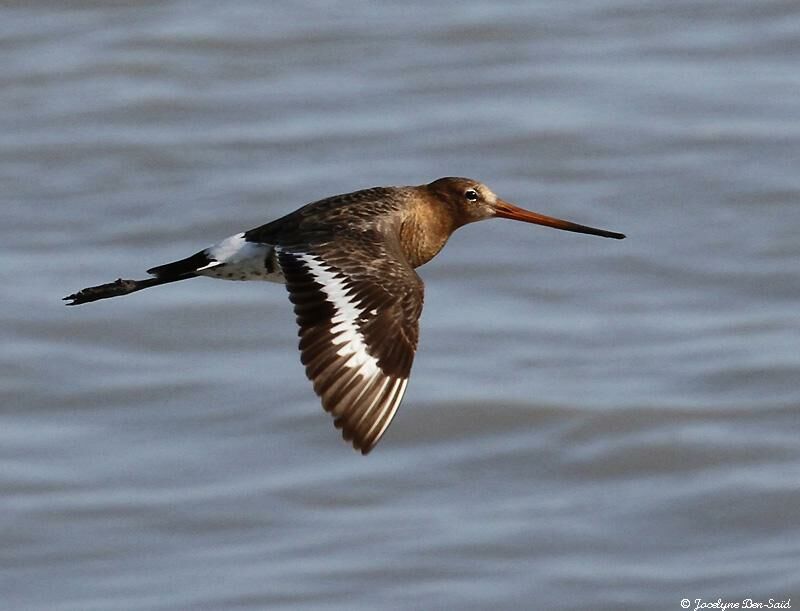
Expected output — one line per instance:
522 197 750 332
335 375 409 456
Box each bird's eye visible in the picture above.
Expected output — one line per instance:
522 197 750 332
464 189 479 202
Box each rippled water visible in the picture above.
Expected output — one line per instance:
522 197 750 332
3 2 799 609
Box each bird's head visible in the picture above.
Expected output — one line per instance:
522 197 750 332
426 177 625 239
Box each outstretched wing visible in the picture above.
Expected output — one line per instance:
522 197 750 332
277 238 423 454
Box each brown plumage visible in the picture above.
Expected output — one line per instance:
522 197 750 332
64 177 625 454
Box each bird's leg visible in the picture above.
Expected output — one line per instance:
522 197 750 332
63 274 196 305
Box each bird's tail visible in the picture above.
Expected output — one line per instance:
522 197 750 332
63 251 212 306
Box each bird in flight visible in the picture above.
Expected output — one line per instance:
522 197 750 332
65 177 625 454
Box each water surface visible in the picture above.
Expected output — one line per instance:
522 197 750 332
2 2 799 609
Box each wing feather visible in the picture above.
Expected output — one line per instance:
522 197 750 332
277 241 423 454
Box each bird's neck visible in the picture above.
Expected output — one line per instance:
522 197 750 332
398 197 459 268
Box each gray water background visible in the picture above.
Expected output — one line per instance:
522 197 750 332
2 1 799 609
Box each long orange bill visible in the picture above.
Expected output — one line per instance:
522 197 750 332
494 199 625 239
